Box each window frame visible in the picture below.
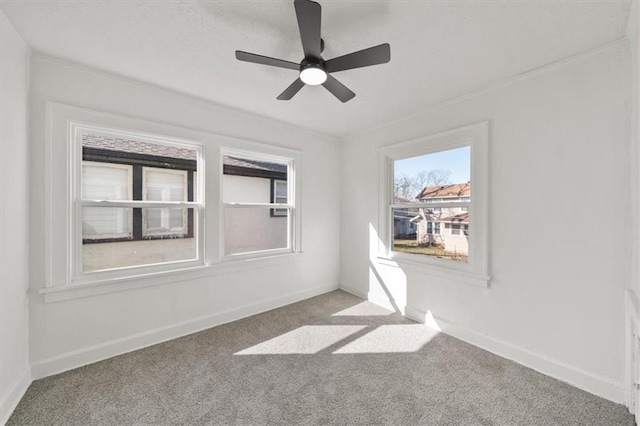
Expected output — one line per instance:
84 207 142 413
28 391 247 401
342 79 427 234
377 121 489 286
221 149 297 260
71 124 204 281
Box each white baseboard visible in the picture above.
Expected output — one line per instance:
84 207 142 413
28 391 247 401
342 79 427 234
406 304 625 404
403 305 427 323
338 282 367 299
31 283 339 380
339 283 404 314
1 367 32 426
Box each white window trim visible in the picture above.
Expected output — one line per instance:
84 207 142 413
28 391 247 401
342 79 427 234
221 148 300 260
42 102 303 303
70 123 205 282
377 121 490 287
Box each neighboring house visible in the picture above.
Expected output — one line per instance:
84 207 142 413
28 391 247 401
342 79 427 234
393 209 418 238
414 182 470 255
82 134 197 242
392 195 419 238
81 135 287 255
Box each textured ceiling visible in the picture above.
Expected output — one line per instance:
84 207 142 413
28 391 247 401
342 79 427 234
0 0 632 138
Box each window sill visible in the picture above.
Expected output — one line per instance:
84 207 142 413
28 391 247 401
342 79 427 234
40 252 303 303
376 256 490 288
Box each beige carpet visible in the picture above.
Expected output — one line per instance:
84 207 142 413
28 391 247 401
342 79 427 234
8 290 634 425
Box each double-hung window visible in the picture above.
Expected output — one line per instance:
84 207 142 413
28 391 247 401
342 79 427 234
75 127 202 276
222 152 294 257
378 122 489 286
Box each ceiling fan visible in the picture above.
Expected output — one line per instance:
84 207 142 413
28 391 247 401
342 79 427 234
235 0 391 103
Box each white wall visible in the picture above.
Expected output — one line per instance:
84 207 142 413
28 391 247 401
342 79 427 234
340 43 631 402
0 11 31 424
28 55 341 376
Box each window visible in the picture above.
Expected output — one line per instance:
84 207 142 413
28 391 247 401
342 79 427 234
271 179 288 217
222 152 294 257
427 221 440 235
378 122 489 285
82 162 132 241
142 168 189 237
44 103 301 300
77 130 201 275
391 147 470 262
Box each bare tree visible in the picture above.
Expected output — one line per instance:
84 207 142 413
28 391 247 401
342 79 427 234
427 169 451 186
393 173 413 200
395 169 452 201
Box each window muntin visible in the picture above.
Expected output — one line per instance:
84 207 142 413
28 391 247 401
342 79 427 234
391 147 471 264
75 128 202 277
222 152 292 257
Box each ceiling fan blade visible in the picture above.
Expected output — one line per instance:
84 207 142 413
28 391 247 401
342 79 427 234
322 75 355 103
294 0 322 58
325 43 391 73
235 51 300 71
277 78 306 100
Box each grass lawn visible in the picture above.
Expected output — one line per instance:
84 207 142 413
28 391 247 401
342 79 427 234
393 239 467 262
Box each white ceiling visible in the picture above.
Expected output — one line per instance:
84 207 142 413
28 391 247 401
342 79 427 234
0 0 632 139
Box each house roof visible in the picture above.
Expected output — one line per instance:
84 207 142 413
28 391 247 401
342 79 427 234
416 182 470 199
82 134 286 174
440 212 469 223
82 134 197 161
393 195 412 204
222 155 287 174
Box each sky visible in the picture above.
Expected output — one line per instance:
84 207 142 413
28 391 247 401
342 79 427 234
394 146 470 184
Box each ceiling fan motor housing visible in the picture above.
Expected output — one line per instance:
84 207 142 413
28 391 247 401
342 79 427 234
301 57 325 71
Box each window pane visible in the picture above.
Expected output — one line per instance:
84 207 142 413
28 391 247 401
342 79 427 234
224 207 288 255
223 155 288 203
82 163 131 201
83 207 132 240
392 208 468 263
393 146 470 203
82 207 197 272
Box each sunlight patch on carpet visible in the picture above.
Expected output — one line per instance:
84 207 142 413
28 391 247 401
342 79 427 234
332 324 439 354
234 325 366 355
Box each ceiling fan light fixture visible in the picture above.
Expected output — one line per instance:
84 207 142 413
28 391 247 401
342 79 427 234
300 66 327 85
